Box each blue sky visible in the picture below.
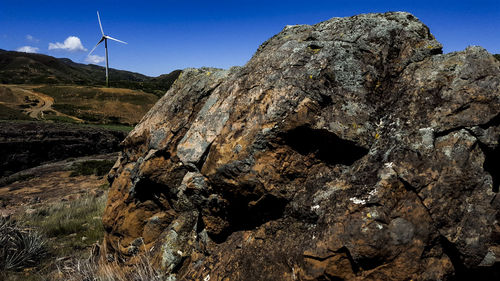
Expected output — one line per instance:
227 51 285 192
1 0 499 77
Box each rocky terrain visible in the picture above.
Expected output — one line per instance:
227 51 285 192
0 121 126 177
100 12 499 280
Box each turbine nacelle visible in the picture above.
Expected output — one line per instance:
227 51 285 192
88 35 127 56
88 12 127 56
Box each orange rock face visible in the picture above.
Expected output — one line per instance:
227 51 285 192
102 12 500 280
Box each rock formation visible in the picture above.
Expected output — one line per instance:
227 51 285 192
102 12 500 280
0 122 127 177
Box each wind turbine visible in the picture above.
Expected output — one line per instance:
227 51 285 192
88 11 127 87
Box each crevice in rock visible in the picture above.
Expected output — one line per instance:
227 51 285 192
477 142 500 192
479 112 500 129
399 177 500 279
281 126 368 166
286 203 319 224
399 178 422 198
446 103 471 116
434 126 468 139
130 165 187 209
303 247 359 279
308 44 323 52
318 276 344 281
434 112 500 140
131 178 172 209
305 36 317 41
439 235 466 277
303 253 336 262
335 246 360 273
318 93 333 108
433 127 498 192
195 141 213 170
195 210 206 234
355 256 386 271
398 177 434 222
208 192 288 243
439 236 500 280
171 255 188 275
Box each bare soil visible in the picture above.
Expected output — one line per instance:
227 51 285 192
0 153 117 217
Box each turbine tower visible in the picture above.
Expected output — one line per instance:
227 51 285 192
89 11 127 87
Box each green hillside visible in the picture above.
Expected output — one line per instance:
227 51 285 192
0 49 181 96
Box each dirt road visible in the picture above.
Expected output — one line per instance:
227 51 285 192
0 84 85 122
23 88 54 119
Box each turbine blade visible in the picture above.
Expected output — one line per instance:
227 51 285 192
97 11 104 35
105 35 127 44
88 38 104 56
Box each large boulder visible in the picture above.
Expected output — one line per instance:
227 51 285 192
102 12 500 280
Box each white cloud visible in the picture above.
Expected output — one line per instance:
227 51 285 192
85 54 105 64
26 34 39 42
16 46 39 53
48 36 87 52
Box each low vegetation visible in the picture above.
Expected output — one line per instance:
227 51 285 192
35 85 158 125
0 104 33 120
0 84 155 128
56 254 164 281
44 114 79 124
70 160 116 177
82 124 134 132
1 192 107 280
19 194 107 256
36 86 155 106
0 173 35 187
1 190 165 281
0 49 182 97
0 217 47 271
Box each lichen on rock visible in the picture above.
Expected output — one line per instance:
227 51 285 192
101 12 500 280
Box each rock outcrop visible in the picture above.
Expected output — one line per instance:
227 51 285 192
102 12 500 280
0 122 127 177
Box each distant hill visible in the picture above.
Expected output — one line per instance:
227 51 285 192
0 49 181 96
494 54 500 61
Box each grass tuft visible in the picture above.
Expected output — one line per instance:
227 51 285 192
0 217 47 271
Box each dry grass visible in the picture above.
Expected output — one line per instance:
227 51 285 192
17 192 107 260
35 85 158 125
0 84 157 125
3 182 165 280
55 253 164 281
2 192 108 280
